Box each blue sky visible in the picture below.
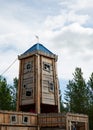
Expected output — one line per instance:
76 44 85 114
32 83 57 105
0 0 93 99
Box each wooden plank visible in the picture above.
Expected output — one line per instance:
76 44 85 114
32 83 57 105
42 93 54 99
42 99 55 105
24 57 34 62
0 113 4 123
35 55 40 114
42 70 53 75
23 73 34 80
42 57 53 63
16 60 22 111
4 114 10 124
30 116 37 126
22 83 34 88
42 87 49 93
21 93 34 100
42 75 53 81
6 127 28 130
21 99 34 105
23 76 34 84
1 126 6 130
40 56 43 107
42 98 55 102
38 113 66 127
1 127 37 130
42 78 53 83
23 69 34 74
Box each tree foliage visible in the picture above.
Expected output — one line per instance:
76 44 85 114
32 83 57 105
0 76 18 111
0 76 12 110
64 68 93 130
10 77 18 110
87 73 93 130
64 67 88 114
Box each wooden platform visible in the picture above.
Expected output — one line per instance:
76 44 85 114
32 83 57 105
66 113 89 130
0 110 37 130
0 111 89 130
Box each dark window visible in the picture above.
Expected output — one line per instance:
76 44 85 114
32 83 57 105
26 63 31 69
26 61 33 70
49 82 54 92
24 117 28 122
26 89 33 97
43 62 50 72
23 116 29 123
10 115 17 123
23 84 26 88
26 91 31 96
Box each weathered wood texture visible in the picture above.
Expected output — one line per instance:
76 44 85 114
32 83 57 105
40 127 66 130
35 54 41 114
38 113 66 128
0 111 37 126
17 56 35 108
66 113 89 130
0 111 88 130
41 57 58 106
17 51 59 113
0 111 37 130
0 126 37 130
66 113 88 122
40 128 65 130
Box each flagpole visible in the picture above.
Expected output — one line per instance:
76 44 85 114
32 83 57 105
35 35 39 43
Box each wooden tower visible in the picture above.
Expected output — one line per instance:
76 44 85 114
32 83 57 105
17 43 60 114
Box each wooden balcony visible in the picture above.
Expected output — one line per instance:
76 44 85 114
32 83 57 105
38 113 66 128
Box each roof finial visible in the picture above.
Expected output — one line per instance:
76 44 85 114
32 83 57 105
35 35 39 43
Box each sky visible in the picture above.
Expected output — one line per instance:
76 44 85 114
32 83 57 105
0 0 93 99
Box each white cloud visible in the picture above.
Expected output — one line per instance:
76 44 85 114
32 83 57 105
0 0 93 88
60 0 93 11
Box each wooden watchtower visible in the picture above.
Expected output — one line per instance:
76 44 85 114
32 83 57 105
17 43 60 114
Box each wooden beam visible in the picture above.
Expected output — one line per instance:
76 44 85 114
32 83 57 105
16 60 22 111
35 54 40 114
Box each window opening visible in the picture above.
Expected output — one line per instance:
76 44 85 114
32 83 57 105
23 84 26 88
10 115 17 123
26 61 33 71
27 63 31 69
23 116 29 123
43 62 50 72
26 88 33 97
49 82 54 92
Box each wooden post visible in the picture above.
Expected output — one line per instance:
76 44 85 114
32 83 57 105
66 114 68 130
16 60 21 111
55 60 60 113
85 122 89 130
35 54 40 114
69 121 71 130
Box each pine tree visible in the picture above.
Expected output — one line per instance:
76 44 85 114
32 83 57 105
10 77 18 111
0 76 12 110
87 73 93 130
64 67 88 114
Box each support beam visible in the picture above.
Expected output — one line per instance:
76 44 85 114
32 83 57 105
35 54 40 114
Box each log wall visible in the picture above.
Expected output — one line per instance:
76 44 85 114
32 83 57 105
41 57 56 105
0 111 89 130
66 113 89 130
38 113 66 128
0 111 37 130
19 56 35 106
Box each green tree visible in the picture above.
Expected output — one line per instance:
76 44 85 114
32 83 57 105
10 77 18 111
64 67 88 114
87 73 93 130
59 89 65 112
0 76 12 110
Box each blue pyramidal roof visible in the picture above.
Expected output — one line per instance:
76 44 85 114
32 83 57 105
23 43 54 55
